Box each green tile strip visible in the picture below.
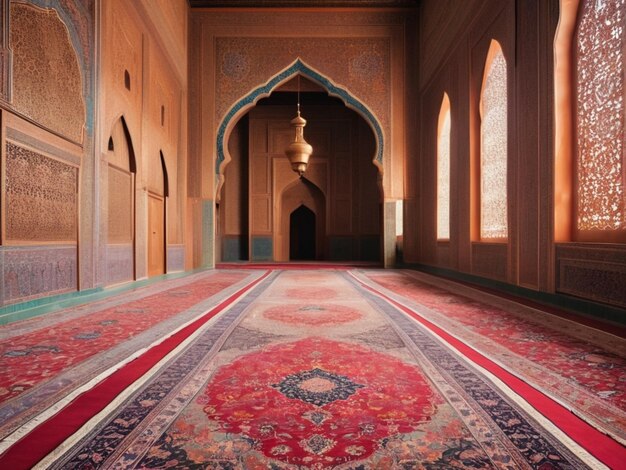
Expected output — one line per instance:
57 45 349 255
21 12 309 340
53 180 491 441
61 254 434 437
0 268 210 326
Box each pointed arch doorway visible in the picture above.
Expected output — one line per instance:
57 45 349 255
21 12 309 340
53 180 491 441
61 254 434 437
290 205 316 260
148 151 169 277
105 117 137 285
218 68 382 263
278 177 326 261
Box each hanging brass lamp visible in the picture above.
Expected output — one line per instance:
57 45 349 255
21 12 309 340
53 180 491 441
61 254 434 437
285 76 313 177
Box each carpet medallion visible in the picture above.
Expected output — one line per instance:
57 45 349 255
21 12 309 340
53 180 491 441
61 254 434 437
36 270 605 469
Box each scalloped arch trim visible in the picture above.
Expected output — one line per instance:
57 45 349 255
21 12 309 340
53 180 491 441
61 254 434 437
216 59 384 174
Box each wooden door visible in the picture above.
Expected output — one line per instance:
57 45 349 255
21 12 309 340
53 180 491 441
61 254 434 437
148 193 165 277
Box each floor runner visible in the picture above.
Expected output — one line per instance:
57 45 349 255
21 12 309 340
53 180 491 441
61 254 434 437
0 269 263 443
6 270 618 469
355 269 626 447
0 269 274 469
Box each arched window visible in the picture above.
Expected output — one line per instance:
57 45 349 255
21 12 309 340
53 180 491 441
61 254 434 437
574 0 625 240
479 40 508 240
437 93 451 240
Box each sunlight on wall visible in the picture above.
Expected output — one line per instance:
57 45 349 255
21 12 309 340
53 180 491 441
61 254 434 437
576 0 625 231
480 42 508 240
437 93 451 240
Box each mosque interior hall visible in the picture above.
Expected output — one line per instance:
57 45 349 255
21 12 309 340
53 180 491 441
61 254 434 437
0 0 625 468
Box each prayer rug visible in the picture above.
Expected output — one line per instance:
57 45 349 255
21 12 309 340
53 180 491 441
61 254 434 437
14 269 618 469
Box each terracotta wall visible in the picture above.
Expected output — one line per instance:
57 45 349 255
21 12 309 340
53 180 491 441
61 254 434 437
0 0 188 306
98 0 188 284
410 0 626 311
0 0 94 306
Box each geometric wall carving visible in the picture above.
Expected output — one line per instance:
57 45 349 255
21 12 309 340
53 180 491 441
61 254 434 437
0 0 7 101
0 47 10 102
558 260 626 309
556 244 626 309
5 141 78 242
471 242 507 280
1 245 77 305
107 165 133 243
9 3 85 143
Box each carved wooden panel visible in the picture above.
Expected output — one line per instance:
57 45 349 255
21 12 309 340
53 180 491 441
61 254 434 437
10 3 85 142
471 242 507 281
107 165 133 243
556 244 626 308
558 260 626 308
0 45 9 101
5 142 77 242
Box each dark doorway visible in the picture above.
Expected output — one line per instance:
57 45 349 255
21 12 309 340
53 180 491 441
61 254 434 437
290 205 316 260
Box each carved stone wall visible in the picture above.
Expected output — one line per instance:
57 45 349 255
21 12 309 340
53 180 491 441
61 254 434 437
5 141 78 241
556 244 626 308
1 245 77 304
9 2 85 142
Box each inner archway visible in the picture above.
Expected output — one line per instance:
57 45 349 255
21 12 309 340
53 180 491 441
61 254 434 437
290 205 316 260
219 75 381 262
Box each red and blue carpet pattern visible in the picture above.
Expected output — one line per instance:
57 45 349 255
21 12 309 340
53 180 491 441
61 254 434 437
357 269 626 446
0 270 257 440
0 268 624 469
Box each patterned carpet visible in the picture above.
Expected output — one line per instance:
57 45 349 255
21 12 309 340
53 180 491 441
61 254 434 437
357 270 626 446
0 270 258 444
0 269 624 469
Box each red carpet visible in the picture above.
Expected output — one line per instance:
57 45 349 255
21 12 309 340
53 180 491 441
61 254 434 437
358 269 626 447
0 269 260 443
0 269 623 469
0 271 249 403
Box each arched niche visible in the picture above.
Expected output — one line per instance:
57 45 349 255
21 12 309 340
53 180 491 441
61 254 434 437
105 116 137 285
277 178 326 262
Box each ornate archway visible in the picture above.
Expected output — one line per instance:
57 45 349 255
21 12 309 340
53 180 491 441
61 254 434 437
215 58 384 192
